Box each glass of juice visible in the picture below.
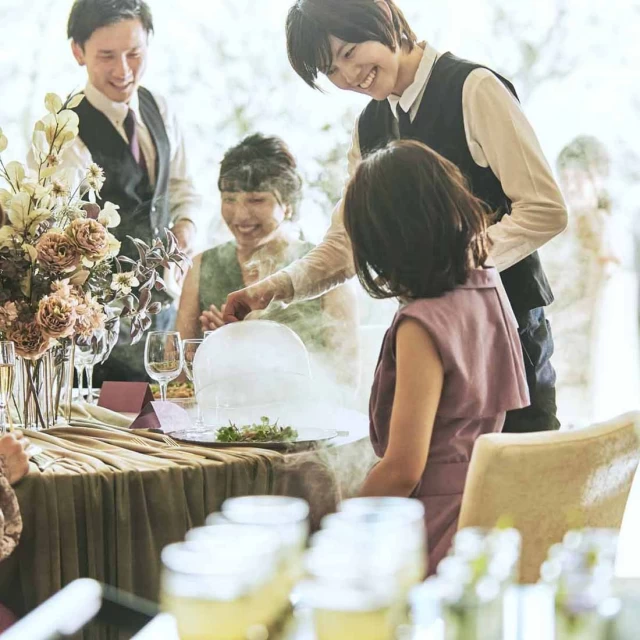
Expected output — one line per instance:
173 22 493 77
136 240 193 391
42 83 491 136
160 536 281 640
219 496 310 591
297 578 399 640
185 523 291 627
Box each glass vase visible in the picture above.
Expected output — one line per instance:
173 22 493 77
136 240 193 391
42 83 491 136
13 340 73 430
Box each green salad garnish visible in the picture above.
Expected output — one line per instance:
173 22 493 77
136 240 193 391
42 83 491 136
216 416 298 443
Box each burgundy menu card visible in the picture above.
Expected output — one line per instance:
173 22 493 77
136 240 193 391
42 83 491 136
98 381 154 414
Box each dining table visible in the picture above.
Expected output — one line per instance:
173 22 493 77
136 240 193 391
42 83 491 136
0 402 375 639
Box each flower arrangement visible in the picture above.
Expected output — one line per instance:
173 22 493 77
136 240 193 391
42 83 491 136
0 92 189 427
0 92 188 355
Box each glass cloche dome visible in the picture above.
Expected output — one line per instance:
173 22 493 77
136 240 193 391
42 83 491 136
192 320 313 425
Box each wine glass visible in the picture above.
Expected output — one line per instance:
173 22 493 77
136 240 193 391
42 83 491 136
182 339 204 428
144 331 183 402
82 333 108 405
0 342 16 434
75 333 107 405
74 342 88 404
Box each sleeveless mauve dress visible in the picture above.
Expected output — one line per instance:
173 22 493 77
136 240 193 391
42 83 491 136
368 267 530 574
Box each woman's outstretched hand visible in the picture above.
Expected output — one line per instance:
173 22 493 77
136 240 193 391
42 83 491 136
223 274 293 324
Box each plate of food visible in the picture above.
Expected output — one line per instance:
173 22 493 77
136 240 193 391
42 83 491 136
167 416 338 451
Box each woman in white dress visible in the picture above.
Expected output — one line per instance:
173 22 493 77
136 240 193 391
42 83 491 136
542 135 640 425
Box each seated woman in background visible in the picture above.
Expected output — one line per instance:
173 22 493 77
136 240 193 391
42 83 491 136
176 133 358 389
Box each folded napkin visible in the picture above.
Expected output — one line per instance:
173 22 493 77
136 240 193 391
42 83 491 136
69 402 135 429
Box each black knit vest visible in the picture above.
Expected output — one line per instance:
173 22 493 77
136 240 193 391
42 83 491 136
358 52 553 314
74 87 171 262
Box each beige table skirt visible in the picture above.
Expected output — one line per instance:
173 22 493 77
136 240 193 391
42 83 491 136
0 403 375 637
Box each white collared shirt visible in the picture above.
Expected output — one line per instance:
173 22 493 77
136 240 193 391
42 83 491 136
284 42 568 301
58 83 201 229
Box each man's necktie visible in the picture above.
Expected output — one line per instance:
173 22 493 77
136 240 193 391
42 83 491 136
396 104 412 138
123 108 147 173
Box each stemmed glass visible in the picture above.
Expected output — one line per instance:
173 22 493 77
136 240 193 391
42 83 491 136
144 331 183 402
0 342 16 434
182 339 204 428
75 333 108 405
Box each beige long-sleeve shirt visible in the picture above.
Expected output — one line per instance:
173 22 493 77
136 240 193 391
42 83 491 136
283 42 568 302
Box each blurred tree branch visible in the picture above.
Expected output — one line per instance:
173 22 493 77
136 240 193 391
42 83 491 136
484 0 578 101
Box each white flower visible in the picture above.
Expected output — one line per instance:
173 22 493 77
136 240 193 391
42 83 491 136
110 271 140 296
106 233 121 257
50 178 71 200
85 163 105 192
98 202 121 228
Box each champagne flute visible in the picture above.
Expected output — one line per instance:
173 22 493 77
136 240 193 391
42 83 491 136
74 343 87 403
0 342 16 434
182 339 204 428
75 334 105 404
145 331 183 402
81 333 108 405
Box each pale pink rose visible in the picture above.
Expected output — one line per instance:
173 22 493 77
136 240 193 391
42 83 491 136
36 231 80 273
36 294 77 339
74 294 106 338
0 302 18 331
8 319 51 360
50 279 74 298
67 218 109 261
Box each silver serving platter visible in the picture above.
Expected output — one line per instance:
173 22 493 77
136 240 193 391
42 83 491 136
167 426 339 451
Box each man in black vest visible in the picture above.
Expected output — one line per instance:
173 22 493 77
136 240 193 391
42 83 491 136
63 0 201 384
222 0 569 433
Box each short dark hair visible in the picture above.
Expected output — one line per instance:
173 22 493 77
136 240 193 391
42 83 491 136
67 0 154 47
218 134 303 218
343 140 491 300
286 0 417 90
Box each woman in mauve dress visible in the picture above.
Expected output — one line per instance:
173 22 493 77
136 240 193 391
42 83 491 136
342 140 530 574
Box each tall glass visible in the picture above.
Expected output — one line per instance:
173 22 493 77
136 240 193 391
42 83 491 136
219 496 310 590
144 331 183 402
75 333 108 405
182 339 204 428
160 535 284 640
0 342 16 434
337 497 427 583
74 343 88 403
298 546 401 640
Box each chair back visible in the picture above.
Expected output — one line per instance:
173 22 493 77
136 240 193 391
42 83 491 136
458 412 640 583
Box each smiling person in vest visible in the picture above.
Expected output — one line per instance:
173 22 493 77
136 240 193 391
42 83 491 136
63 0 201 383
221 0 569 433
